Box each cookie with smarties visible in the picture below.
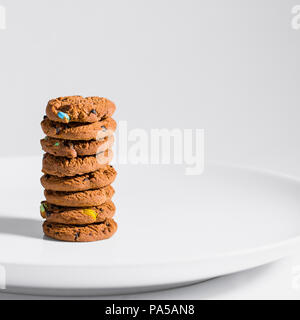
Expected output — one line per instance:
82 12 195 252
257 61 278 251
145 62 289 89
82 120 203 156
46 96 116 123
41 117 116 141
40 200 116 225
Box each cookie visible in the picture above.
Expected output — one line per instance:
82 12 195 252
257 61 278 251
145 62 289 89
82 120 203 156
46 96 116 123
42 151 113 177
40 200 116 225
44 185 115 207
41 135 114 158
41 117 117 141
43 218 118 242
41 165 117 192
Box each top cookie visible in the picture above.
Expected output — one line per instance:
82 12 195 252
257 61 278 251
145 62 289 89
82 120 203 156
46 96 116 123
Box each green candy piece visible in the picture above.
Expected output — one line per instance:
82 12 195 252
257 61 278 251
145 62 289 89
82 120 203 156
40 204 46 213
54 142 60 147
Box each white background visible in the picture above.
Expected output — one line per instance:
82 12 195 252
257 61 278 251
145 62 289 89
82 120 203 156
0 0 299 176
0 0 300 299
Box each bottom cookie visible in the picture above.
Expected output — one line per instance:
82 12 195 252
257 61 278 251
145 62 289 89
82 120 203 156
43 219 118 242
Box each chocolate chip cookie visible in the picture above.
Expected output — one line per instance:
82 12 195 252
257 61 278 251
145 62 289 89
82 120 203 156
41 117 117 141
43 218 118 242
41 136 114 158
46 96 116 123
42 151 113 177
40 200 116 225
41 165 117 192
44 185 115 207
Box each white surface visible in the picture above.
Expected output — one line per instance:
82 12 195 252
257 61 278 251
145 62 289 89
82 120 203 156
1 156 300 296
1 257 300 300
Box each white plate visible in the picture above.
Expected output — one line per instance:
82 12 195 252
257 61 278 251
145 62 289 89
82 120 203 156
1 156 300 296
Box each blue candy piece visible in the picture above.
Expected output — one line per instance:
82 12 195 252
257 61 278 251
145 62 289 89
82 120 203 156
57 111 70 122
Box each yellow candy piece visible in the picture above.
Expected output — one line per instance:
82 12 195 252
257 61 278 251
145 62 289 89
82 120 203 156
82 209 98 220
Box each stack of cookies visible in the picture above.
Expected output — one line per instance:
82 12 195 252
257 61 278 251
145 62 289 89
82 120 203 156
40 96 118 242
